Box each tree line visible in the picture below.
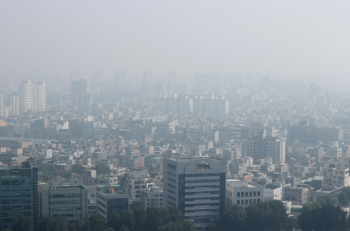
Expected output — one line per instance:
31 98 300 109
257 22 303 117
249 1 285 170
205 200 288 231
7 206 196 231
298 195 349 231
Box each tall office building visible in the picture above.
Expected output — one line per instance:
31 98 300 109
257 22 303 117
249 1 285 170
18 80 35 114
36 81 47 111
195 73 211 91
70 79 91 109
167 72 178 85
9 93 19 116
0 159 38 230
7 70 18 92
142 72 153 98
163 157 227 230
114 71 125 84
0 90 4 117
241 132 286 163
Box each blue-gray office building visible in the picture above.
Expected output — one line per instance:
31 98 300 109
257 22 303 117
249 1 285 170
0 159 38 230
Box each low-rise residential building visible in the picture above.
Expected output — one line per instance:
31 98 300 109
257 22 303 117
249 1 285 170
264 183 283 201
225 179 264 208
313 185 343 202
283 186 308 205
140 186 163 210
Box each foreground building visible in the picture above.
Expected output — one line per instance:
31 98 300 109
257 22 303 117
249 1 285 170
163 157 227 230
96 188 129 221
225 179 264 208
0 159 38 230
41 185 88 223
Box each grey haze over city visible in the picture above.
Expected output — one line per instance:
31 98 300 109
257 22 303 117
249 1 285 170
2 1 350 231
2 1 350 86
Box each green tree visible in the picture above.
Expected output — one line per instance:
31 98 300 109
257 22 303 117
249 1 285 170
134 208 147 231
38 216 54 231
105 228 115 231
119 226 130 231
298 201 322 231
182 221 196 231
53 215 68 231
67 223 77 231
121 210 135 231
338 191 349 207
267 200 288 230
12 132 21 138
88 214 106 231
95 164 111 175
12 215 34 231
72 165 86 174
159 207 169 225
214 204 246 231
145 207 163 231
342 187 350 200
317 194 335 207
79 220 91 231
38 164 58 175
3 228 12 231
314 205 347 231
168 206 184 223
108 212 122 231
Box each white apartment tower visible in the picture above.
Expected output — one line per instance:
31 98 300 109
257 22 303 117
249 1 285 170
36 81 47 111
0 90 4 117
18 80 35 114
9 93 19 116
163 157 227 230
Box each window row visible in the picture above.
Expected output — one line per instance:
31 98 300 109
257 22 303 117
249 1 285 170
236 191 260 197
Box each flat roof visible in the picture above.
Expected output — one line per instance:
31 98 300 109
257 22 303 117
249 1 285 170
54 186 87 190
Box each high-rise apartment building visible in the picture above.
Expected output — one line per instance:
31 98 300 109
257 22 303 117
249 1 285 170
70 79 91 109
0 159 38 230
18 80 35 114
18 80 47 114
241 132 286 163
195 73 211 91
36 81 47 111
142 72 153 98
114 71 125 84
7 70 18 92
193 98 229 115
9 93 19 116
167 72 178 85
0 90 4 117
163 157 227 229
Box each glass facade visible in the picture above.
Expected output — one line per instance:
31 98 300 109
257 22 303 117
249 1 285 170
0 161 38 230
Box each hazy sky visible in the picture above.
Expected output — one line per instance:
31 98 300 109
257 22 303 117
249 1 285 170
1 1 350 80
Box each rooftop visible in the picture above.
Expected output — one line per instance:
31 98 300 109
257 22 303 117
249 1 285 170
53 186 87 190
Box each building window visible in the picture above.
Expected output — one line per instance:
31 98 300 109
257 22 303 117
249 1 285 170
249 192 252 197
245 192 248 197
241 192 244 197
237 192 240 197
253 191 256 196
245 200 248 205
237 200 240 205
257 191 260 196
